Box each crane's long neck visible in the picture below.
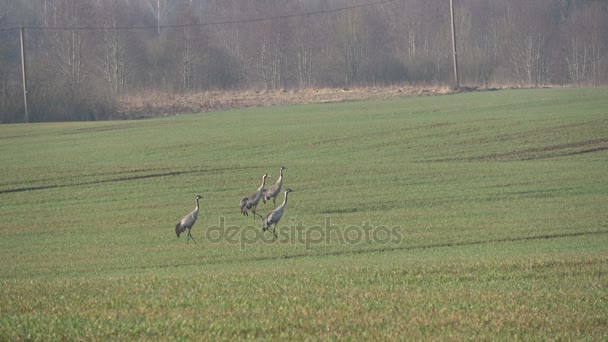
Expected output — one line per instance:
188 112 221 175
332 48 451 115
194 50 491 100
258 176 267 190
195 197 200 210
277 170 283 183
281 191 289 207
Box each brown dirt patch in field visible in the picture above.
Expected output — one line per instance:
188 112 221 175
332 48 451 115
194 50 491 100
114 86 458 119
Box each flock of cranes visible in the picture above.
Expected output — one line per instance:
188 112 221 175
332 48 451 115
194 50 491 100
175 166 293 244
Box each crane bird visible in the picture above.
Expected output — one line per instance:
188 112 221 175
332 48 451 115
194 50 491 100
240 174 269 219
262 189 294 240
175 195 202 244
264 166 286 208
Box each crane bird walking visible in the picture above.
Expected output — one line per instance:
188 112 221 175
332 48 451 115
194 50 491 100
240 174 269 219
262 189 294 240
264 166 286 208
175 195 202 244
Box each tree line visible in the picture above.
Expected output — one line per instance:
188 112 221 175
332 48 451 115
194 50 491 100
1 0 607 122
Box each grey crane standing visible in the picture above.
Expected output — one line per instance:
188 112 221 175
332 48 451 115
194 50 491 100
240 174 269 219
264 166 286 208
175 195 202 244
262 189 294 240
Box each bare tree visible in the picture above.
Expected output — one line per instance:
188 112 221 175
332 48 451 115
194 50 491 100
585 3 607 86
293 18 317 88
95 0 130 95
0 16 22 121
144 0 178 36
501 0 552 85
334 9 368 86
566 35 588 85
258 30 284 90
510 31 546 85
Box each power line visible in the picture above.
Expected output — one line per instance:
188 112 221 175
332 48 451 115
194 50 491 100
0 26 21 33
1 0 395 32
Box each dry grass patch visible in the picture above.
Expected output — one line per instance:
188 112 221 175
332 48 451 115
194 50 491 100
116 86 455 119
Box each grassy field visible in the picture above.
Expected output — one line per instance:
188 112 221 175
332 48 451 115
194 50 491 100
1 87 607 340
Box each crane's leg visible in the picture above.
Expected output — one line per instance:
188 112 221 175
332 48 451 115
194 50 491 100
272 224 278 241
188 229 197 244
252 206 263 220
273 197 277 208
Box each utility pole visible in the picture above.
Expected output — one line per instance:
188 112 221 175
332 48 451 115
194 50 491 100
20 26 29 123
449 0 459 90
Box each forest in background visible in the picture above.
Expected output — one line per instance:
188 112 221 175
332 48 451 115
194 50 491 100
1 0 607 122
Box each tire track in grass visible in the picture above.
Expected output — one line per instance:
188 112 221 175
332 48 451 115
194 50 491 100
126 229 608 272
432 139 608 162
0 166 253 194
0 171 191 194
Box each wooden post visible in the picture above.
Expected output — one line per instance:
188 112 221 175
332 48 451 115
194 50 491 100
20 26 29 123
449 0 459 90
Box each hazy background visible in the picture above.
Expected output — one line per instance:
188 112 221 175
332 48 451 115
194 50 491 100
1 0 607 122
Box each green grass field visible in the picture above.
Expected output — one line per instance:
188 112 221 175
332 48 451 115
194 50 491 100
1 87 607 340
